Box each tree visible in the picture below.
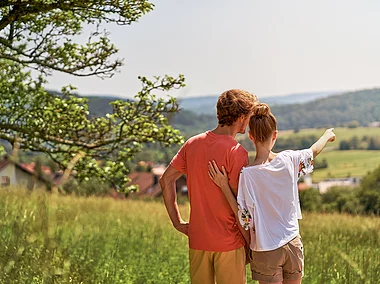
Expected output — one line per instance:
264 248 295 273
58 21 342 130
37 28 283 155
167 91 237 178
0 1 185 193
350 136 360 150
359 165 380 214
0 1 154 77
346 120 359 128
368 137 380 150
339 140 350 150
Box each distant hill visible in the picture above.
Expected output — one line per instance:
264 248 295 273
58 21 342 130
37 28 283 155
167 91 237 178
176 96 218 115
271 88 380 130
53 88 380 132
85 96 131 117
261 91 343 106
72 90 341 117
174 88 380 132
46 90 131 117
177 90 341 115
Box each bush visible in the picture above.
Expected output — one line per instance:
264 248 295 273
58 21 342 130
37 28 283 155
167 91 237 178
314 158 328 169
61 178 112 197
299 189 322 212
321 186 360 214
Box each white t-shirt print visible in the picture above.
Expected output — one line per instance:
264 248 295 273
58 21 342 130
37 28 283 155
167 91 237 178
237 149 314 252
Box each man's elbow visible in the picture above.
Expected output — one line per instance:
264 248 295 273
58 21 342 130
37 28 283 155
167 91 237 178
159 175 172 194
159 175 166 190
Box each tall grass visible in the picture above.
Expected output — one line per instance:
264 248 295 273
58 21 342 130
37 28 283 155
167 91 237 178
300 213 380 284
0 189 379 283
0 189 189 283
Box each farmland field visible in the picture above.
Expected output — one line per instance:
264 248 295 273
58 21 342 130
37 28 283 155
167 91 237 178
0 190 379 284
278 127 380 142
247 149 380 183
311 150 380 182
246 127 380 182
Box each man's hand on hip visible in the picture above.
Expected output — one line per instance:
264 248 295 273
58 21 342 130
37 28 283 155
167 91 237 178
175 221 189 236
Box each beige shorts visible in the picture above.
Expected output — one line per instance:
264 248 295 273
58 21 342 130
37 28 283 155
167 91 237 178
251 234 304 283
189 247 246 284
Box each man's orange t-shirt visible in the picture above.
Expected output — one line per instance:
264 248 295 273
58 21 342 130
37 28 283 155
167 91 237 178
170 130 248 251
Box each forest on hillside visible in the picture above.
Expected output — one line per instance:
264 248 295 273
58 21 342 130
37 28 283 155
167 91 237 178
85 88 380 135
271 89 380 130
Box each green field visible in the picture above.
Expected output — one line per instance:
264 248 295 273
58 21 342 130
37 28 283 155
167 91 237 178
246 127 380 182
312 150 380 182
248 149 380 183
278 127 380 142
0 190 379 284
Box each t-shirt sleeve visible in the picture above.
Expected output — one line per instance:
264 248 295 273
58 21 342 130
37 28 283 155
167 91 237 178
237 171 254 230
228 146 249 191
294 149 314 178
169 143 187 175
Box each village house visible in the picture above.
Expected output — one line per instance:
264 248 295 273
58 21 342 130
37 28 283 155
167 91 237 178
0 156 52 190
297 174 361 193
368 121 380 128
127 163 187 198
317 177 361 193
298 174 317 191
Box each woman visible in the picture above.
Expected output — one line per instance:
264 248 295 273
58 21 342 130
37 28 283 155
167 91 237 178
208 103 336 284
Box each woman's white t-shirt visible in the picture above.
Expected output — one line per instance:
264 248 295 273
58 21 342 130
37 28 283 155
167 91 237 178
237 149 314 252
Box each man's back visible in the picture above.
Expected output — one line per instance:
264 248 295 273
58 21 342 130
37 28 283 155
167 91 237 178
171 130 248 251
160 89 258 284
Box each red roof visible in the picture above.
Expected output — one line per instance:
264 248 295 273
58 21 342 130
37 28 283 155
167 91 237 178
151 165 166 176
298 182 309 191
0 159 10 171
127 172 155 196
18 162 53 176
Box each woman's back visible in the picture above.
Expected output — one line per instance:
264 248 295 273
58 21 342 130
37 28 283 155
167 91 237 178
237 149 313 251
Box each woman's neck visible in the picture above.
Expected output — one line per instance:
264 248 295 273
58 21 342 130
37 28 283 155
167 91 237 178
252 143 277 166
252 148 271 165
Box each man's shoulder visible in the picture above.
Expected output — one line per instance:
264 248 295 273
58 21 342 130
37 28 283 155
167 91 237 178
184 131 247 153
185 132 208 144
232 142 248 154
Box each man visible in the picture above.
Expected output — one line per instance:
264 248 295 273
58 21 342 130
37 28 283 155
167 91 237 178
160 89 258 284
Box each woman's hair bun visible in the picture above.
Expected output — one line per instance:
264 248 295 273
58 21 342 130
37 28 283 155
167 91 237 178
252 103 271 117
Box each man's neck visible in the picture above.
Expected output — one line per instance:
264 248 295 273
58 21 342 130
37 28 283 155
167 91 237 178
211 125 239 138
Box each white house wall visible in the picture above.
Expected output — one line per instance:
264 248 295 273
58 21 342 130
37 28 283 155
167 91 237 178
318 177 361 194
0 163 17 185
0 163 47 190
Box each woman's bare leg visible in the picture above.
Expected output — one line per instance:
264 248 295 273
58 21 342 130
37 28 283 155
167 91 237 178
283 279 302 284
258 280 301 284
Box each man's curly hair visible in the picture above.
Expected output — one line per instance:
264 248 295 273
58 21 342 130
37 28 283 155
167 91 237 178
216 89 258 126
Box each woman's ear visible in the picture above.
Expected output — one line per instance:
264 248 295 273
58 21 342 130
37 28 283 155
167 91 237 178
272 130 278 141
249 132 254 142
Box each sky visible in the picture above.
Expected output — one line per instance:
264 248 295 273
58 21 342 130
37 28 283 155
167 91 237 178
46 0 380 99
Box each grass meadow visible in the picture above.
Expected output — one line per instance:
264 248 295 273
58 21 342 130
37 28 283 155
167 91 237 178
0 189 379 284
